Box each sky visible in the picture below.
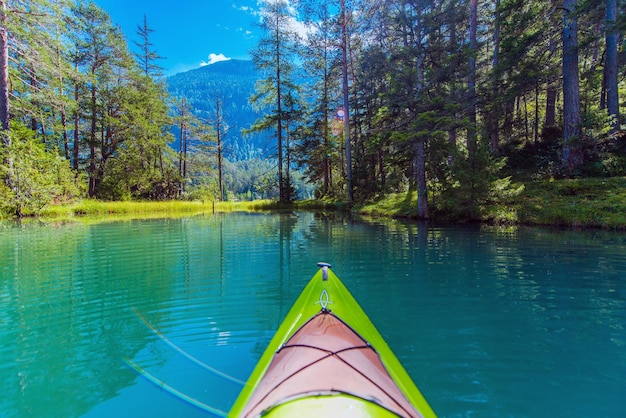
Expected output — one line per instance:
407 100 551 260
93 0 263 75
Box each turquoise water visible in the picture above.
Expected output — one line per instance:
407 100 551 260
1 213 625 417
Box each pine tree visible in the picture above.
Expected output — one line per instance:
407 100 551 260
249 0 301 203
296 0 341 198
72 2 135 196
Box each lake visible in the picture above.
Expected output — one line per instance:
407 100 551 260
1 212 625 417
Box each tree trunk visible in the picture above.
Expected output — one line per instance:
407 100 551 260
274 12 285 203
88 82 98 196
89 144 97 196
605 0 620 132
562 0 583 175
73 94 80 170
0 0 14 192
177 99 187 195
489 0 501 154
534 83 540 143
341 0 353 204
323 67 330 196
405 1 428 218
414 139 428 219
0 0 9 135
286 124 291 201
448 13 458 161
544 80 557 128
544 31 558 130
378 148 385 191
467 0 478 164
182 129 187 182
216 96 224 201
29 66 38 132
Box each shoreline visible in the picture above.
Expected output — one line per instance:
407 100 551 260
4 177 625 231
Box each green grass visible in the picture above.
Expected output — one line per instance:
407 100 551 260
356 177 626 230
513 177 626 229
35 198 348 222
357 191 420 218
39 199 274 220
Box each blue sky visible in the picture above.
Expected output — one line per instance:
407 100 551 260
94 0 262 75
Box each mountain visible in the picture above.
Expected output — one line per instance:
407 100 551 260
165 59 271 161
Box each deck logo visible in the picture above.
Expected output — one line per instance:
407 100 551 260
315 289 333 310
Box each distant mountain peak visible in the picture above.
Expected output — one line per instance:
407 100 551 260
165 58 265 161
170 59 255 77
200 53 231 67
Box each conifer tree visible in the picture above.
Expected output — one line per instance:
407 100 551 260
0 0 80 210
296 0 341 198
249 0 301 203
73 1 122 196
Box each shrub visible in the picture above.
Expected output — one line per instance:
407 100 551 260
0 124 84 217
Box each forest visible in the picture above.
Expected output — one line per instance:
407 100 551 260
0 0 624 220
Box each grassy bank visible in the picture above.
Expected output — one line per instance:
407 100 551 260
514 177 626 229
38 199 266 220
34 198 345 221
17 177 626 230
358 177 626 230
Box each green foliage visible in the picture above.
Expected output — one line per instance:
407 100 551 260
95 73 178 200
357 191 420 219
0 124 83 217
187 180 221 203
432 145 524 222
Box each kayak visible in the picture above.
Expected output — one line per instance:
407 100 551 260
228 263 436 417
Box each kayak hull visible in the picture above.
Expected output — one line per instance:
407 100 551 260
228 264 435 417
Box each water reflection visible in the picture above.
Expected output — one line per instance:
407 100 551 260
1 221 171 417
0 215 624 417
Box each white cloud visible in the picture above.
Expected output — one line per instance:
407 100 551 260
257 0 315 41
237 27 255 39
290 17 313 40
200 53 232 66
235 3 260 16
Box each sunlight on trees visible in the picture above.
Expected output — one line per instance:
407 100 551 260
0 0 624 220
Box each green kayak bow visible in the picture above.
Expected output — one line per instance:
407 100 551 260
229 263 436 417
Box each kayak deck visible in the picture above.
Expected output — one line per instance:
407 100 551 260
229 263 435 417
241 310 421 417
